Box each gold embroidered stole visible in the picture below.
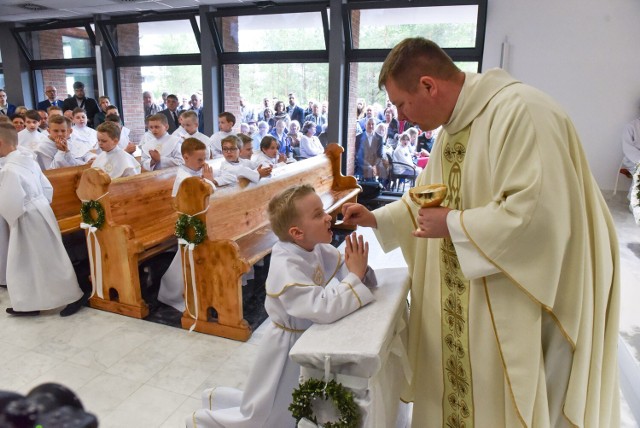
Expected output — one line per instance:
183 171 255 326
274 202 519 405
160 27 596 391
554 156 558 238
440 126 473 428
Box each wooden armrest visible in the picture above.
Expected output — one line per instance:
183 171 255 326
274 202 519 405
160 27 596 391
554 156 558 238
236 225 279 266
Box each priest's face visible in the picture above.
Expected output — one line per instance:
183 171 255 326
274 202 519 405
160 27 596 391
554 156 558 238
385 77 440 131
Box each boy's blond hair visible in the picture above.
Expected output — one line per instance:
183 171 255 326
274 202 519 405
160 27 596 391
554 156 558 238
180 110 198 122
181 137 206 155
49 115 71 127
96 121 121 140
148 113 168 126
0 122 18 147
268 184 316 242
221 134 242 150
237 133 252 146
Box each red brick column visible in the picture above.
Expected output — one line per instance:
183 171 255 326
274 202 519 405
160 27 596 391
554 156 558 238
346 10 360 176
117 24 145 141
221 17 240 131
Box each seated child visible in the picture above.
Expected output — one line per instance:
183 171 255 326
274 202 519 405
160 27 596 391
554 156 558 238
188 184 376 427
70 107 98 151
172 110 210 156
104 113 136 154
392 132 422 177
34 115 68 170
209 112 236 158
92 122 141 178
158 138 215 311
17 109 48 152
237 132 256 166
49 114 97 169
0 123 85 317
254 135 289 169
216 135 270 186
140 113 183 171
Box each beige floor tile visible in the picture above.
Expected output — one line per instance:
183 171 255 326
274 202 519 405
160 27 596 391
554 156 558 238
76 372 143 421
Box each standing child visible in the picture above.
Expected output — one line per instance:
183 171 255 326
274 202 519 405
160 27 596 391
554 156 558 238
188 184 376 427
216 135 270 186
209 112 236 158
17 109 48 152
158 138 214 311
92 122 141 178
172 110 210 157
140 113 183 171
0 123 85 316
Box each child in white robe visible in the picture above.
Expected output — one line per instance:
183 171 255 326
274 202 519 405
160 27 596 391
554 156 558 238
0 123 85 316
253 135 290 170
172 110 211 158
392 132 422 176
140 113 183 171
216 135 270 186
70 107 98 151
92 122 141 178
158 138 215 311
188 184 377 428
50 111 97 169
209 112 236 158
17 109 48 152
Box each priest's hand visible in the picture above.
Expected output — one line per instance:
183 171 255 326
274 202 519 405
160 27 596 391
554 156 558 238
342 203 377 228
413 207 452 238
344 232 369 280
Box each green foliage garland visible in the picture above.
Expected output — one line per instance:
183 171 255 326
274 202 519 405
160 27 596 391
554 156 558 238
80 200 106 230
289 378 360 428
175 214 207 246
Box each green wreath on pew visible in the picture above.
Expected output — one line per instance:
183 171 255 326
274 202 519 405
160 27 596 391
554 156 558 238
80 200 106 230
289 378 360 428
175 214 207 246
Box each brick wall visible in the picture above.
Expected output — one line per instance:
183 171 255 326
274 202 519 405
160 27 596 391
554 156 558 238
222 16 240 132
117 24 145 141
38 29 75 101
346 10 360 176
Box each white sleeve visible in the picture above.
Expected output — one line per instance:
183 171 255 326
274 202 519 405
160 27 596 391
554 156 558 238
447 210 501 280
159 145 184 169
141 149 153 171
51 150 78 168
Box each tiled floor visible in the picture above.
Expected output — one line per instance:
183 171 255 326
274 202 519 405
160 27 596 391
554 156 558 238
0 194 638 427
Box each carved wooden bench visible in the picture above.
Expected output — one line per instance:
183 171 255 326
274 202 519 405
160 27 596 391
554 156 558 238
174 143 360 341
44 164 90 234
75 167 179 318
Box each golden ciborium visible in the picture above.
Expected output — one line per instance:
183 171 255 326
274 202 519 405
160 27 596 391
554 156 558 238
408 184 448 232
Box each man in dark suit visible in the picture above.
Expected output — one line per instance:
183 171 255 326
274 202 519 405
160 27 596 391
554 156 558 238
286 93 305 125
355 117 387 182
61 81 100 128
37 86 64 111
0 89 16 117
159 94 181 134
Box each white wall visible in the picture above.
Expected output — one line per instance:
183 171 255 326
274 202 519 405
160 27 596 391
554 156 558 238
482 0 640 190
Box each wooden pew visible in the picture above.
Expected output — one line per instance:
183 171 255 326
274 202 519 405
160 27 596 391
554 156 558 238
44 164 90 234
75 167 179 318
174 143 360 341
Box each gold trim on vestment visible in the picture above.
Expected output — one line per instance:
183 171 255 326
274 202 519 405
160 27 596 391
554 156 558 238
343 281 363 307
401 197 418 230
267 248 343 297
272 320 307 333
458 211 576 353
483 278 527 427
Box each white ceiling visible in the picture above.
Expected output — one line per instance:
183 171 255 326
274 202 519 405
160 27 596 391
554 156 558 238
0 0 287 23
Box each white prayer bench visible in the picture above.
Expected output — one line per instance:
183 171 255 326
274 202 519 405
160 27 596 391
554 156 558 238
289 267 411 428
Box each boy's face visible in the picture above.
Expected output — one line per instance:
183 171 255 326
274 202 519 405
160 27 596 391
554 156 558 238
218 117 233 133
183 149 207 171
222 142 239 162
25 118 40 132
291 192 333 251
239 142 253 160
73 112 87 127
48 122 69 141
182 117 198 135
148 120 168 139
97 131 119 152
106 108 118 116
263 140 279 158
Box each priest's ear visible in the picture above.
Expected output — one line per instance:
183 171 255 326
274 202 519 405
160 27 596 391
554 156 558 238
418 76 437 97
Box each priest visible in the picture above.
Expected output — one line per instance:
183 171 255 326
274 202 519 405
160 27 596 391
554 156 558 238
342 37 620 427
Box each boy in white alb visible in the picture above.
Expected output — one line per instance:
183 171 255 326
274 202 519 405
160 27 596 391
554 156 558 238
70 107 98 152
50 113 97 169
0 123 85 316
140 113 183 171
17 109 48 152
158 138 215 311
105 105 137 154
209 112 236 158
188 184 377 427
254 135 290 170
392 132 422 176
172 110 210 157
216 135 270 186
92 122 141 178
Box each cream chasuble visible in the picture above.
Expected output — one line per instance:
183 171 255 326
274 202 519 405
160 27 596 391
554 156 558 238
373 69 620 427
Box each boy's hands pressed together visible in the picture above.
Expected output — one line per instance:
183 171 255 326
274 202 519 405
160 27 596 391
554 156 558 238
344 232 369 281
202 162 214 182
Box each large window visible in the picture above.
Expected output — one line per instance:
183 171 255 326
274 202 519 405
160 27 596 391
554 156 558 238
117 19 200 56
17 25 95 61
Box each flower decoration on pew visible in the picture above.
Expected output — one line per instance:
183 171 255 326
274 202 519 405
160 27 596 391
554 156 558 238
175 214 207 246
289 378 360 428
80 200 106 230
